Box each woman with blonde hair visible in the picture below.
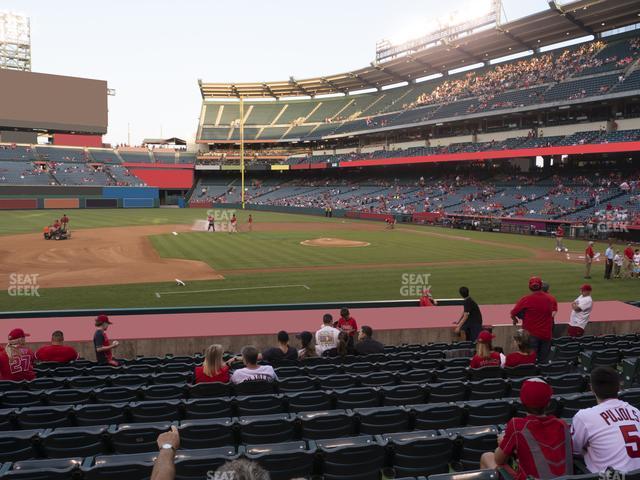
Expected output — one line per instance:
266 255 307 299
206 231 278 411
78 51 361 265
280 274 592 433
505 329 537 367
194 344 231 383
0 328 36 381
469 330 503 369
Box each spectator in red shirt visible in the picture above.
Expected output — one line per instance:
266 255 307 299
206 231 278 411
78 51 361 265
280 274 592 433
623 243 635 279
419 288 437 307
481 378 572 479
0 328 36 381
337 308 358 347
584 241 595 279
511 276 554 363
35 330 78 363
505 329 537 368
194 344 230 384
470 330 503 369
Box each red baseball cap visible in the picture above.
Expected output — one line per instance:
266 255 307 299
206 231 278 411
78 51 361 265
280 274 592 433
528 276 542 290
95 314 112 326
520 378 553 409
8 328 30 341
580 284 592 292
477 330 495 344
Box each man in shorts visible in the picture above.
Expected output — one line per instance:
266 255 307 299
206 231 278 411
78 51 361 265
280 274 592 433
453 286 482 342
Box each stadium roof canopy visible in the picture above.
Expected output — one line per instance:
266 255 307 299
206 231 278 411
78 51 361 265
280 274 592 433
199 0 640 99
142 137 186 146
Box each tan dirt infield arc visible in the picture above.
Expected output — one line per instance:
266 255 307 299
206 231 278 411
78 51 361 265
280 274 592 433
300 237 370 247
0 221 573 289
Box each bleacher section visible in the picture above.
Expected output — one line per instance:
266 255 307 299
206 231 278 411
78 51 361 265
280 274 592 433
88 149 121 164
52 163 112 186
153 151 176 164
0 146 37 162
280 127 640 166
35 146 87 164
118 151 153 163
198 34 640 144
0 334 639 478
106 164 146 187
0 161 53 185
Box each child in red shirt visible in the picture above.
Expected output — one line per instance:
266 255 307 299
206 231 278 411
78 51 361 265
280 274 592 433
336 308 358 338
470 330 502 369
194 344 230 383
480 378 572 479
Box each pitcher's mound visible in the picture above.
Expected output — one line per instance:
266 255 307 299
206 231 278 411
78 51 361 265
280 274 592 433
301 237 370 247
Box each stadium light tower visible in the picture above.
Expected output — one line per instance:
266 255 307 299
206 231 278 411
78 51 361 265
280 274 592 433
0 11 31 71
240 96 245 209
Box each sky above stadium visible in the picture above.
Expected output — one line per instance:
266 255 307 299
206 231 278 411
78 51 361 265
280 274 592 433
5 0 553 146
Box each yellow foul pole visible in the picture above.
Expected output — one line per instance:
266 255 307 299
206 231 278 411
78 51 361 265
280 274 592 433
240 96 245 209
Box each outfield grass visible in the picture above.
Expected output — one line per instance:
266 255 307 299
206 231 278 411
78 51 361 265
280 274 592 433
149 229 530 270
0 208 637 311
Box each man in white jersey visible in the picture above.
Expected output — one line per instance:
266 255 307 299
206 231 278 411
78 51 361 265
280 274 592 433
572 367 640 473
567 284 593 337
230 346 278 384
315 313 340 356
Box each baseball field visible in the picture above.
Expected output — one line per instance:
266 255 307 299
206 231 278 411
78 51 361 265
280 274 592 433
0 208 636 312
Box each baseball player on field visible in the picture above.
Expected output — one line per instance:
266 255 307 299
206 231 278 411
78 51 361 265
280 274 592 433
555 225 566 252
572 367 640 474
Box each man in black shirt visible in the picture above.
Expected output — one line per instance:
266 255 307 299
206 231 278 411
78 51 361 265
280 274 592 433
354 326 385 355
261 330 298 364
454 286 483 342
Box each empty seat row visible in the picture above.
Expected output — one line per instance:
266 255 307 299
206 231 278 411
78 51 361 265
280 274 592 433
0 372 192 393
16 359 576 398
4 387 632 460
0 429 507 480
0 371 589 417
5 421 637 479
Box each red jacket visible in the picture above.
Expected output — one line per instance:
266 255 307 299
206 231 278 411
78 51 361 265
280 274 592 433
511 291 554 340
